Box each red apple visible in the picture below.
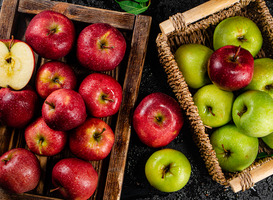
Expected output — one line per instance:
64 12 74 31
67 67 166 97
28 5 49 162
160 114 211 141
51 158 98 200
133 92 184 148
0 148 41 194
25 10 76 59
76 23 126 71
0 37 35 90
69 117 115 161
207 45 254 91
78 73 122 118
42 89 87 131
0 85 38 129
25 116 67 156
35 60 77 99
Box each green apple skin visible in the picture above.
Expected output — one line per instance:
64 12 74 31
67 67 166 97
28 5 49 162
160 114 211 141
244 58 273 97
262 132 273 149
232 90 273 137
175 43 213 89
213 16 263 57
145 148 191 193
193 84 234 128
210 124 259 173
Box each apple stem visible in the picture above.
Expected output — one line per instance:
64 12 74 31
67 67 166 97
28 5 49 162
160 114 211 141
237 105 247 118
102 95 114 102
208 107 215 116
265 85 273 90
50 186 61 193
39 139 43 155
2 159 9 165
53 78 62 86
232 46 241 62
48 28 57 36
45 101 55 109
221 144 231 157
101 44 114 49
94 128 106 141
9 35 14 51
162 164 171 179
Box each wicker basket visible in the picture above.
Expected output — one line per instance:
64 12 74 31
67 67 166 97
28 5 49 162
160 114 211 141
156 0 273 193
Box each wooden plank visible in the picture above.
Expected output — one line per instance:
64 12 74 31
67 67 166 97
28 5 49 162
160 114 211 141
18 0 135 30
103 14 152 200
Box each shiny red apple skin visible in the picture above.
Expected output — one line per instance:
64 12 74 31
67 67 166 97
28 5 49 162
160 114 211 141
42 89 87 131
52 158 98 200
0 85 38 129
207 45 254 91
69 117 115 161
133 92 184 148
25 10 76 59
76 23 126 71
25 116 67 156
78 73 122 118
0 148 41 194
35 61 77 99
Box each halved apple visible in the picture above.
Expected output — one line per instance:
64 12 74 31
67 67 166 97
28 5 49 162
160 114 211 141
0 37 35 90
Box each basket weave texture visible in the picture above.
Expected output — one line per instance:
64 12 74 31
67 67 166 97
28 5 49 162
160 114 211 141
156 0 273 190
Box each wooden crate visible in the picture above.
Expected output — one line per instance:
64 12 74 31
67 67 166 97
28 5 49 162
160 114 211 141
0 0 152 199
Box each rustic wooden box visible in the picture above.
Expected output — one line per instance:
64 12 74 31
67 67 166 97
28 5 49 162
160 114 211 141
0 0 151 199
156 0 273 193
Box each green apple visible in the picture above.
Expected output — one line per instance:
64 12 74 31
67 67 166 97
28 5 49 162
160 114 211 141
232 90 273 137
145 148 191 193
193 84 234 128
213 16 263 57
174 43 213 89
262 132 273 149
244 58 273 97
210 124 259 172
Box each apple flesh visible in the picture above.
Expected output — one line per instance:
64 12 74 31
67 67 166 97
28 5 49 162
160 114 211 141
0 148 41 194
145 148 191 192
35 60 77 99
25 10 76 59
76 23 126 71
210 124 259 172
25 116 67 156
133 92 184 148
0 85 38 129
78 73 123 118
42 89 87 131
51 158 98 200
69 117 115 161
0 37 35 90
207 45 254 91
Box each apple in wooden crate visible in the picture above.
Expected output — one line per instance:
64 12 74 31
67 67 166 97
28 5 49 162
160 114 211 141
0 148 41 194
78 73 123 118
76 23 126 71
69 117 115 161
42 89 87 131
51 158 98 200
0 85 38 129
25 10 76 59
25 116 67 156
0 37 35 90
35 60 77 99
133 92 184 148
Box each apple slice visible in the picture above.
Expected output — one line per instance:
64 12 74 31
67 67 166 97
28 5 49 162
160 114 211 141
0 37 35 90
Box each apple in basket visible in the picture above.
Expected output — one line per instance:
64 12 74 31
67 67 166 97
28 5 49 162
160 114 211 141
232 90 273 138
174 43 213 89
145 148 191 192
25 116 67 156
207 45 254 91
35 60 77 99
193 84 234 128
69 117 115 161
0 148 41 194
78 73 123 118
0 85 38 129
133 92 184 148
0 37 35 90
243 58 273 97
25 10 76 59
76 23 126 71
210 124 259 172
213 16 263 57
42 88 87 131
51 158 98 200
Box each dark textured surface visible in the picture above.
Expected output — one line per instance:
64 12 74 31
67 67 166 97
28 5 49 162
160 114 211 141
2 0 273 199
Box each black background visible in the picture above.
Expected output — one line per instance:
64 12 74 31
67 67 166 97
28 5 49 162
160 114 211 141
2 0 273 199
